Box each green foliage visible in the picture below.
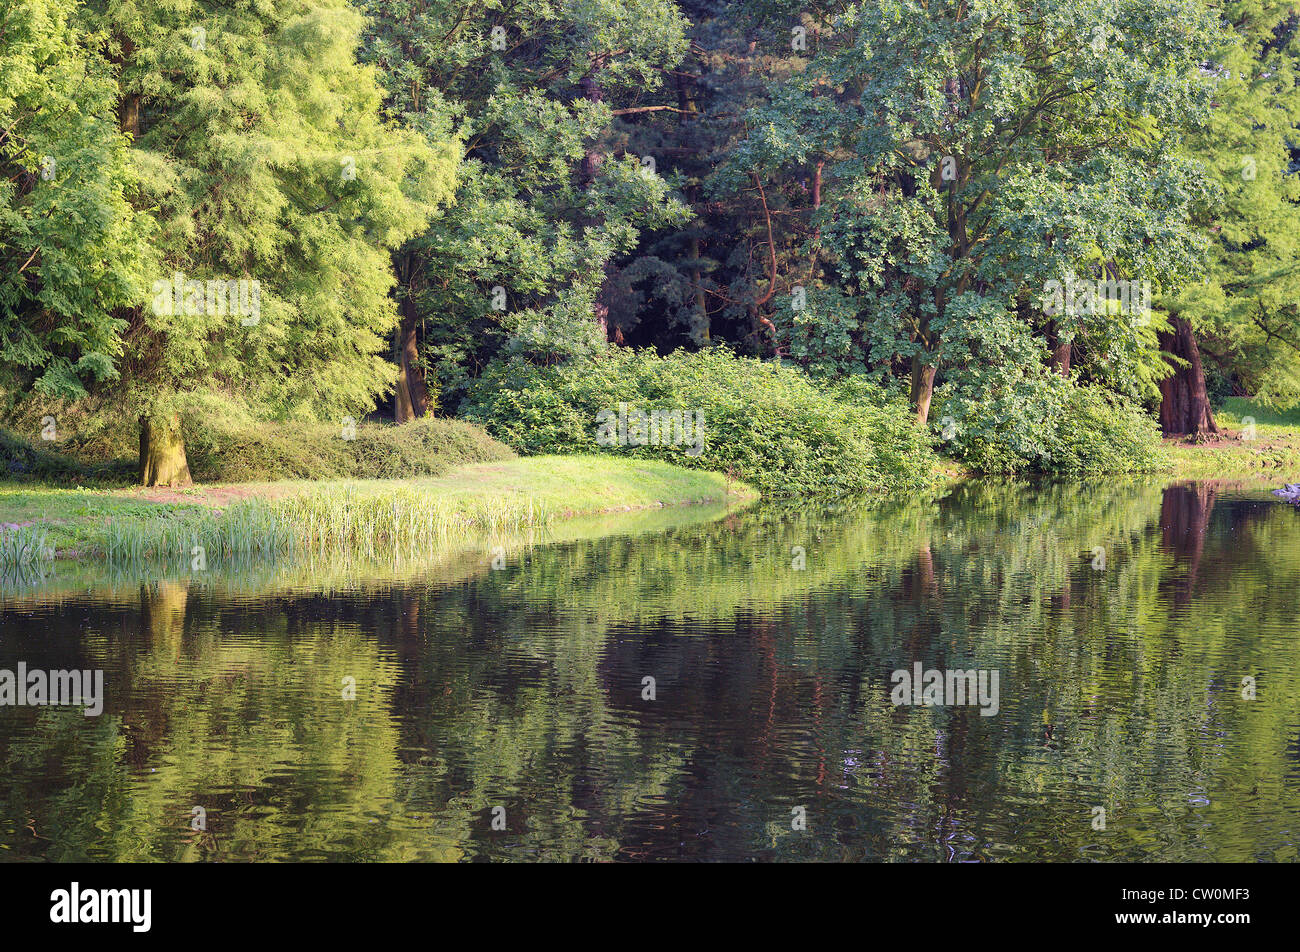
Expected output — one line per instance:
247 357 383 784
179 416 514 483
0 0 150 398
936 370 1166 475
0 427 131 483
359 0 692 406
461 347 939 495
80 0 459 423
4 0 1296 487
0 390 513 484
1172 1 1300 403
722 0 1219 412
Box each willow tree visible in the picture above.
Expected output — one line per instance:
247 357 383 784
723 0 1217 425
82 0 457 483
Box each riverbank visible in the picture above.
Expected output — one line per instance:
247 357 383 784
1160 397 1300 481
6 395 1297 570
0 456 756 566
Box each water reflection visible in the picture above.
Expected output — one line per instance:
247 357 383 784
2 480 1298 861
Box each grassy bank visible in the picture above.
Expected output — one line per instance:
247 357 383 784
0 456 756 567
1162 397 1300 480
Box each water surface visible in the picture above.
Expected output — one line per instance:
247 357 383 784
2 480 1298 862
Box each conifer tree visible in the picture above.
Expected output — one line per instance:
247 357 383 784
0 0 150 404
1169 1 1300 433
83 0 457 483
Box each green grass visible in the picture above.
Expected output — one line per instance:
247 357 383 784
0 456 756 567
1218 396 1300 428
1162 397 1300 480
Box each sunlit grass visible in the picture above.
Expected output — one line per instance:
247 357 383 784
100 490 550 564
0 524 54 569
1 456 755 568
1161 397 1300 481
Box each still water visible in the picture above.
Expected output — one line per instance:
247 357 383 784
2 479 1298 862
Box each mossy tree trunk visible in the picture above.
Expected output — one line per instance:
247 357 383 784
139 412 192 487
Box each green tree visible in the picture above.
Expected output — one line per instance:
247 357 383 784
721 0 1219 425
1169 1 1300 432
83 0 457 483
0 0 150 403
359 0 689 416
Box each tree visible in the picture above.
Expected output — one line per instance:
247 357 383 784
0 0 150 406
721 0 1218 425
1168 1 1300 434
360 0 690 416
81 0 457 483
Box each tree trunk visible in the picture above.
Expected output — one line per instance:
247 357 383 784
910 357 937 426
1158 317 1221 437
139 412 192 487
119 93 140 138
1045 319 1071 375
581 64 611 339
394 292 429 422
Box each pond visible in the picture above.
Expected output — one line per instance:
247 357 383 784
2 479 1298 862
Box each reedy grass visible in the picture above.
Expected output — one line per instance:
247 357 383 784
99 486 557 567
2 457 755 570
0 525 54 569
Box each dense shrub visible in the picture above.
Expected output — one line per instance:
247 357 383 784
0 428 132 482
935 370 1165 475
1 391 514 484
459 348 939 495
180 415 514 482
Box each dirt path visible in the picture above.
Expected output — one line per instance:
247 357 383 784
114 483 299 508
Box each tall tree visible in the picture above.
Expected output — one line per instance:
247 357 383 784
83 0 457 482
1168 1 1300 434
0 0 150 405
360 0 690 416
720 0 1218 425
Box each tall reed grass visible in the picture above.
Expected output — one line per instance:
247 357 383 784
0 525 54 569
98 485 554 568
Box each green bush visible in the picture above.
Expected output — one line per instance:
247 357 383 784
459 348 939 495
1 390 514 484
0 428 132 483
180 415 515 482
935 370 1165 475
